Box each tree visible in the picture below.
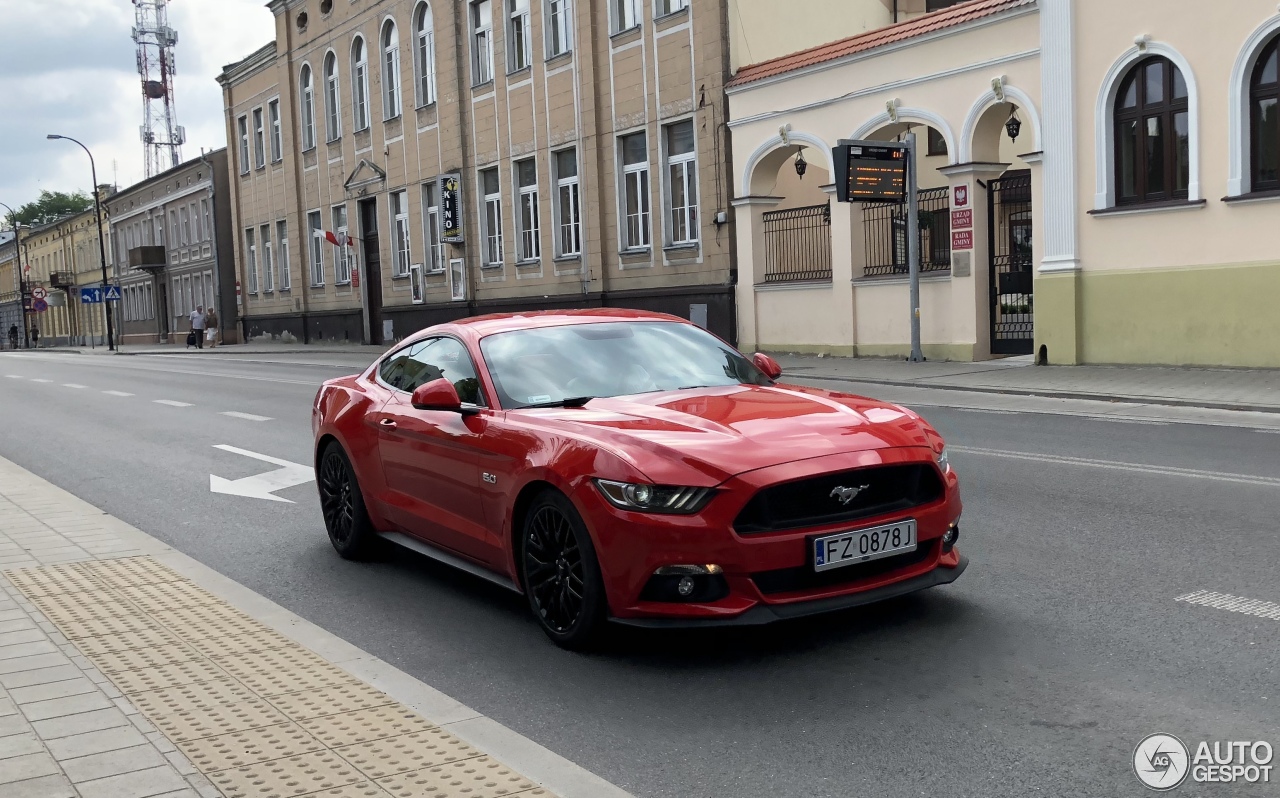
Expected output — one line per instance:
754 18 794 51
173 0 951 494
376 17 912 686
4 190 93 228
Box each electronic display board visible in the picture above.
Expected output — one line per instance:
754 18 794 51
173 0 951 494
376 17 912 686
833 140 908 203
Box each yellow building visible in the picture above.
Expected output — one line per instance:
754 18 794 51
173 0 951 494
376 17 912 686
19 207 112 347
728 0 1280 367
0 233 20 346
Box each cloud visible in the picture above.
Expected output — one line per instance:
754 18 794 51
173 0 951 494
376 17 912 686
0 0 275 211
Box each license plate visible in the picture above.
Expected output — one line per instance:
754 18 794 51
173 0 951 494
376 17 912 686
812 519 917 572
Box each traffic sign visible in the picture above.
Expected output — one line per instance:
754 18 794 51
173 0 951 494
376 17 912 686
32 298 48 313
80 287 103 304
31 286 48 300
103 284 122 302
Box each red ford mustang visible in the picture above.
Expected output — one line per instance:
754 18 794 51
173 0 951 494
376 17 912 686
312 309 965 648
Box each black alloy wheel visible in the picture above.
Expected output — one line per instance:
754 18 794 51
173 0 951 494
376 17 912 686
318 443 378 560
521 491 606 649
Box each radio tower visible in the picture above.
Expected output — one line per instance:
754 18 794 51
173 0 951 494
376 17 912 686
133 0 185 178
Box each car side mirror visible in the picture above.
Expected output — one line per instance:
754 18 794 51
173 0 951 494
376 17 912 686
411 378 465 412
752 352 782 380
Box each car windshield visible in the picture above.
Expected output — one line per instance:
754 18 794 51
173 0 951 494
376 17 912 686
479 321 773 409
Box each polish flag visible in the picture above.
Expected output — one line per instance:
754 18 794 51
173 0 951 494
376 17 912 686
314 230 354 247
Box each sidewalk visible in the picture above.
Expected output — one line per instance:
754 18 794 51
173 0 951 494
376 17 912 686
0 457 627 798
11 342 387 358
771 353 1280 414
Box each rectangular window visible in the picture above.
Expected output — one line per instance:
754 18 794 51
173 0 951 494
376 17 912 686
260 223 274 292
253 107 265 169
471 1 493 85
277 220 292 290
237 116 250 174
612 0 639 32
390 191 411 277
201 199 212 242
180 207 190 247
145 283 153 320
481 167 503 267
546 0 571 57
333 205 352 284
268 99 282 162
422 182 444 273
172 277 182 317
657 0 687 15
416 9 436 106
308 210 325 286
664 120 698 245
515 158 540 261
620 132 650 249
245 228 258 294
553 150 581 256
508 0 531 71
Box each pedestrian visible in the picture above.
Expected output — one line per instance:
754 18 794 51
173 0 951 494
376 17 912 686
204 307 219 349
30 325 39 349
7 324 16 350
189 305 206 350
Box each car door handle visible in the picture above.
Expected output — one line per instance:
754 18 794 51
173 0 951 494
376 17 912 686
379 418 397 429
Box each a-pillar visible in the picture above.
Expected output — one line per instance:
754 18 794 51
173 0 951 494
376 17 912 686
729 195 782 353
822 183 856 356
938 161 1010 360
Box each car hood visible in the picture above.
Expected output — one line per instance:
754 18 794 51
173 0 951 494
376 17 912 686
511 383 935 485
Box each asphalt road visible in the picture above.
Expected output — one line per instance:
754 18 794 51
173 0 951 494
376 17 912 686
1 348 1277 797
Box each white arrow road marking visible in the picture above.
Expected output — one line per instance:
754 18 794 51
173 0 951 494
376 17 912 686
4 375 22 379
102 390 134 397
154 400 193 407
949 446 1280 488
209 444 314 504
220 411 273 422
29 378 52 383
1176 590 1280 622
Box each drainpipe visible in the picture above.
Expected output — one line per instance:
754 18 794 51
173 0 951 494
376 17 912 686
893 0 899 23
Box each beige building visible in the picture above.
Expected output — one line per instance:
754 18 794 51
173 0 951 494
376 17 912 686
728 0 1280 368
16 208 113 347
1 233 19 344
219 0 735 345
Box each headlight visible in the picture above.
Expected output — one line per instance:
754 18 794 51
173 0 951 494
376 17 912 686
594 479 714 514
936 446 951 474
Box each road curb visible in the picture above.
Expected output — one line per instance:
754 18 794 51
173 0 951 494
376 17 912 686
790 373 1280 415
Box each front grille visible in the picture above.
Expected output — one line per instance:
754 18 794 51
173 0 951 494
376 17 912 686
751 540 937 596
733 463 944 535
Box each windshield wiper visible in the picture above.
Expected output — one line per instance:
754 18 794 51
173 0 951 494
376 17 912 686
521 396 595 409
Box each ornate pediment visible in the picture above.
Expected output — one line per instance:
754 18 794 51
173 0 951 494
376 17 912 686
344 159 387 195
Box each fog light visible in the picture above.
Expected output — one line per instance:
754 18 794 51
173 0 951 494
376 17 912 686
676 576 696 596
654 564 723 576
942 524 960 552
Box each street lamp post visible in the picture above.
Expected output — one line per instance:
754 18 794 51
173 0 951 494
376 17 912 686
47 134 115 351
0 201 31 349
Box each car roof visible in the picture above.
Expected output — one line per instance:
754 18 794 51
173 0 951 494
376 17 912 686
446 308 688 338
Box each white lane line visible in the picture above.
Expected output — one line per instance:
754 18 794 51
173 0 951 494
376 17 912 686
153 400 193 407
29 378 52 383
950 445 1280 488
220 411 273 422
63 384 87 389
1176 590 1280 621
101 390 134 397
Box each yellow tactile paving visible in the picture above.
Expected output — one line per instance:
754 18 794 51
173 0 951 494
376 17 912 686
177 722 327 772
3 556 558 798
375 757 547 798
300 706 436 748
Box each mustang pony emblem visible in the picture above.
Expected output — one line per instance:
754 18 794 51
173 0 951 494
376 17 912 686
830 484 871 505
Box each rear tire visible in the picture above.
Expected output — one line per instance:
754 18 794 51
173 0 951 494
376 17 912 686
318 442 379 560
520 491 607 650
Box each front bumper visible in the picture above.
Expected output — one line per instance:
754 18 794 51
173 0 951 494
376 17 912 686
612 554 967 628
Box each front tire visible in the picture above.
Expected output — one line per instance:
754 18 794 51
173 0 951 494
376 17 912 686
520 491 607 650
318 442 379 560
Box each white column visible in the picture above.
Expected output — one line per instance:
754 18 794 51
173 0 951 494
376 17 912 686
730 195 783 352
1038 0 1078 273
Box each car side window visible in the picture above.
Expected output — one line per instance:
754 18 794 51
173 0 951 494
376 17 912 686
408 338 485 406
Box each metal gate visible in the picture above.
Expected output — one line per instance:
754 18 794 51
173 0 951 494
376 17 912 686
988 170 1033 355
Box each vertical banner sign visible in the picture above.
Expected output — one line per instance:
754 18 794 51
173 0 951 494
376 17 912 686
950 183 973 251
440 174 464 243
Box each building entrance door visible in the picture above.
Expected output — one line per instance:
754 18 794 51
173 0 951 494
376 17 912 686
359 198 384 345
988 169 1034 355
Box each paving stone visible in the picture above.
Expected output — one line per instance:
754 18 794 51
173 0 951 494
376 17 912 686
163 750 198 776
61 743 169 784
207 750 366 798
106 658 230 695
334 729 481 780
0 712 33 737
145 695 292 743
177 721 325 772
0 751 61 784
45 725 149 760
74 627 183 657
265 682 396 721
0 628 46 647
0 695 16 715
31 707 131 740
0 641 60 661
373 756 547 798
76 765 191 798
300 706 435 748
89 642 204 675
0 731 43 760
10 677 99 705
0 653 73 675
128 679 255 717
0 773 78 798
20 691 115 722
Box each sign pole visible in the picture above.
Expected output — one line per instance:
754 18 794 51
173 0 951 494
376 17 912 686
905 131 923 362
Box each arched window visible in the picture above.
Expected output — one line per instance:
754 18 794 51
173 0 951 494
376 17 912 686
382 19 402 119
1251 36 1279 192
351 36 370 131
323 52 341 142
299 64 316 150
414 3 436 106
1114 56 1189 204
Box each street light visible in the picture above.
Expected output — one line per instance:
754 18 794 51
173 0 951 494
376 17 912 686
0 201 31 349
47 134 115 351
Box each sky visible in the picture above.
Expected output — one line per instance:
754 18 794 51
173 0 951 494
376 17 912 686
0 0 276 213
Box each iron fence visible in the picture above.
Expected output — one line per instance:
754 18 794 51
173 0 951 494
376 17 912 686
760 202 832 284
862 187 951 277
